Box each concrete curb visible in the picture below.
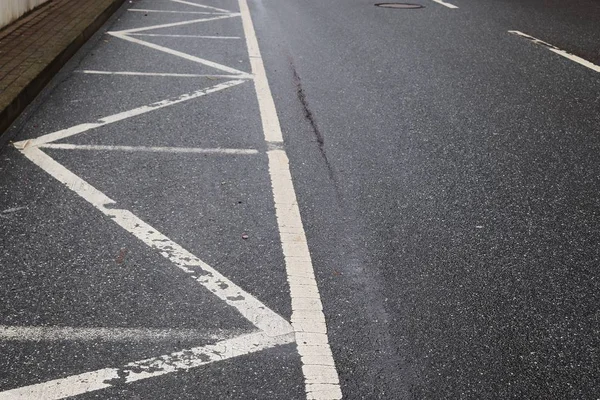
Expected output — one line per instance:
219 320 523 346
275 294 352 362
0 0 126 147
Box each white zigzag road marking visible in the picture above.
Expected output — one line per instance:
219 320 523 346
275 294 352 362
15 80 245 147
128 9 227 15
17 146 292 338
171 0 232 13
2 1 313 398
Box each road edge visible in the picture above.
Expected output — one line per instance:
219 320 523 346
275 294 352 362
0 0 127 148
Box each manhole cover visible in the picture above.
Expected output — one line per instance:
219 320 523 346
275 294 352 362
375 3 424 8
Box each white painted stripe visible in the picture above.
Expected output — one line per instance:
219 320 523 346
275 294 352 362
238 0 283 143
13 80 244 147
238 0 342 398
77 70 250 79
128 9 226 15
509 30 600 73
0 325 238 342
0 331 294 399
110 31 249 77
431 0 458 8
128 33 240 39
170 0 232 13
18 147 293 339
39 143 259 155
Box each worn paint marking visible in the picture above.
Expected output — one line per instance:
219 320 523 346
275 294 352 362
40 143 259 155
77 70 250 78
18 146 292 338
0 332 294 399
0 325 243 342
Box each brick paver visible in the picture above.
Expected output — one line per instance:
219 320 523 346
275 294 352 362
0 0 124 136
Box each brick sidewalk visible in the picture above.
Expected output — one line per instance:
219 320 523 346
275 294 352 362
0 0 125 140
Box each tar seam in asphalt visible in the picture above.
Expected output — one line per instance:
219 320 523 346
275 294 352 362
288 56 342 198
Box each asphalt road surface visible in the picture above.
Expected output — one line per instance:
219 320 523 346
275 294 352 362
1 0 599 398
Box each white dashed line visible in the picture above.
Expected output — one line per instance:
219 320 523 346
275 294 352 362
509 30 600 73
238 0 343 398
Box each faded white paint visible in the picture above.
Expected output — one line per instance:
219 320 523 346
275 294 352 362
0 0 50 29
509 30 600 73
0 332 293 399
0 325 239 342
77 70 249 78
18 146 292 338
238 0 343 398
40 143 258 155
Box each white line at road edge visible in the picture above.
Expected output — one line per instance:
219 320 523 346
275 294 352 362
431 0 458 9
238 0 343 398
508 30 600 73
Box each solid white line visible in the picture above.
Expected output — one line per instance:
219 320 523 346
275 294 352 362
17 147 293 339
431 0 458 8
39 143 259 155
13 80 245 147
238 0 282 143
77 70 250 79
128 33 240 39
170 0 232 13
128 9 226 15
111 31 249 76
0 331 294 399
0 325 238 342
508 30 600 73
238 0 342 398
